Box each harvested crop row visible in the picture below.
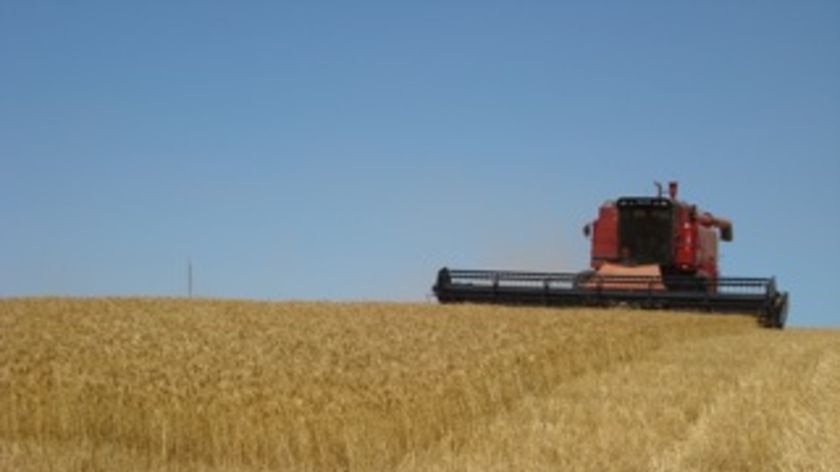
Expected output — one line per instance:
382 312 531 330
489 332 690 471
400 329 840 472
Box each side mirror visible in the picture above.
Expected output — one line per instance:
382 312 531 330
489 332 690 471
583 223 592 238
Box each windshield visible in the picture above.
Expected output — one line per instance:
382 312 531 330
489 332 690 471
618 199 673 265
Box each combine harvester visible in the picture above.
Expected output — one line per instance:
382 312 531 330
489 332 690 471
433 182 788 328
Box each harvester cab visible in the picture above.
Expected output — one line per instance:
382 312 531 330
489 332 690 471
585 181 730 281
433 182 788 328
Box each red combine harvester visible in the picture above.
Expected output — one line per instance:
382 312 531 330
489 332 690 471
434 182 788 328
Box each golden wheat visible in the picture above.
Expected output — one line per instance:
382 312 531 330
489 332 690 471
0 298 836 471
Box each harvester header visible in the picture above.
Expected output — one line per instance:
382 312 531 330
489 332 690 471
433 182 788 328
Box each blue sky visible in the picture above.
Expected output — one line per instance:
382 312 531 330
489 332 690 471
1 1 838 326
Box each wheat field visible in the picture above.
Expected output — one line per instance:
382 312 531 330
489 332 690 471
0 299 837 471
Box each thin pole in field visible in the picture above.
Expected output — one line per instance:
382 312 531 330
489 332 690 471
188 258 193 298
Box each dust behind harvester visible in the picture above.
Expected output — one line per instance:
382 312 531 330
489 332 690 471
433 182 788 328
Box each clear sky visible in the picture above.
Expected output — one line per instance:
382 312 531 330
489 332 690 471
2 1 838 326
